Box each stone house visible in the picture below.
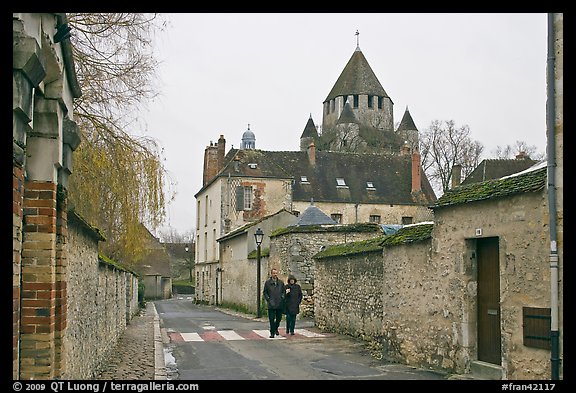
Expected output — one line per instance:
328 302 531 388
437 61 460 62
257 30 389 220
268 203 383 317
212 209 298 310
314 162 562 379
194 43 437 301
132 226 173 300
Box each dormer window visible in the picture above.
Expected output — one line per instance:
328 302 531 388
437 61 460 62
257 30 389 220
336 178 348 189
248 163 257 169
366 181 376 190
300 176 309 184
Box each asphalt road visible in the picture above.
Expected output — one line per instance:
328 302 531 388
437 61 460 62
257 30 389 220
155 297 449 380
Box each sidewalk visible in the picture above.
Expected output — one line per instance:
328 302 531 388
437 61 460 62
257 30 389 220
93 302 166 380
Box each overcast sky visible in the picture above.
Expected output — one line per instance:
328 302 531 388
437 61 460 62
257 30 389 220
139 13 548 238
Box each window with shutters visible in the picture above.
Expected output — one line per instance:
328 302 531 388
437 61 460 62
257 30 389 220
243 186 253 210
523 307 551 349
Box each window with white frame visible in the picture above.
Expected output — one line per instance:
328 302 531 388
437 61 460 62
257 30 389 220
243 186 253 210
336 178 346 187
301 176 309 183
366 181 376 190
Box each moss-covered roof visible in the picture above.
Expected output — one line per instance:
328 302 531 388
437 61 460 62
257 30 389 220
271 222 381 238
314 223 433 259
68 208 106 241
432 166 546 209
98 253 138 275
461 158 540 185
217 209 297 242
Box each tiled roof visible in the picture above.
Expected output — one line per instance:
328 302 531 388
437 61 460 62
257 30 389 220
397 107 418 131
337 102 359 124
213 148 436 205
461 158 539 185
292 204 337 226
300 116 318 138
432 166 546 209
324 49 389 102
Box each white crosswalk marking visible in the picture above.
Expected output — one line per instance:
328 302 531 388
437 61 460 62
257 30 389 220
253 329 286 339
294 329 325 337
180 332 203 341
217 330 245 340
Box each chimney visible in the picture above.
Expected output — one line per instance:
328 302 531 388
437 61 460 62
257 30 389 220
411 150 421 193
451 164 462 188
307 141 316 166
515 151 530 160
217 135 226 170
203 143 219 186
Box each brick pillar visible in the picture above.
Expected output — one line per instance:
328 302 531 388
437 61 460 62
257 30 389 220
13 164 24 379
20 181 58 380
53 186 68 378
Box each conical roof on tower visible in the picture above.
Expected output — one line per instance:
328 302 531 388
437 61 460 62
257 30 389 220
397 107 418 131
324 48 389 103
337 102 359 124
300 115 318 138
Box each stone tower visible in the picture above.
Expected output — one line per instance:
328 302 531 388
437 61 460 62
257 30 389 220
397 106 419 151
299 115 318 151
322 45 394 135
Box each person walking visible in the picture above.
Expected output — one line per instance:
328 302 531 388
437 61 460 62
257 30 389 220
284 274 303 335
263 268 285 338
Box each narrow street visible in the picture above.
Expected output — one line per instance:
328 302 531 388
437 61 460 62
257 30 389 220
155 297 449 380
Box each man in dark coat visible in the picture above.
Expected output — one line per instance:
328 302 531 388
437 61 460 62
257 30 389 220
284 274 303 335
263 268 285 338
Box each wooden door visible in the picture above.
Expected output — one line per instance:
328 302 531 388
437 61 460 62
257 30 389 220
477 237 501 364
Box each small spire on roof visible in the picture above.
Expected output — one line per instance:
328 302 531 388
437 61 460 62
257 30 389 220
355 29 360 51
310 197 314 205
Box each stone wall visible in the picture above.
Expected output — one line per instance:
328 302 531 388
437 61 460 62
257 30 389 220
269 228 380 317
63 213 140 379
314 187 554 379
314 250 384 337
433 192 552 379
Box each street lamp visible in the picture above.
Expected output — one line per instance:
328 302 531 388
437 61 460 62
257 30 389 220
184 244 193 283
254 228 264 318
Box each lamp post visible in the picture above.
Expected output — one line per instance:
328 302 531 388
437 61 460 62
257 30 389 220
184 244 193 283
254 228 264 318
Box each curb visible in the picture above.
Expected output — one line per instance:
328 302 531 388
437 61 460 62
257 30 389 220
151 303 167 380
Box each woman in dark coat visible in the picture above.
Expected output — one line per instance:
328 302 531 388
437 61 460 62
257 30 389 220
284 274 303 335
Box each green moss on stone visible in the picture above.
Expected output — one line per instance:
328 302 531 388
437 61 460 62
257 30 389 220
247 247 270 259
432 167 546 209
271 222 381 237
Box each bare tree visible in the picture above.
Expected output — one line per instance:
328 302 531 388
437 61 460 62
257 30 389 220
493 141 546 160
66 13 175 265
420 120 484 195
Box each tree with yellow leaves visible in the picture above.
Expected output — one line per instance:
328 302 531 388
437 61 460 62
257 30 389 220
66 13 174 266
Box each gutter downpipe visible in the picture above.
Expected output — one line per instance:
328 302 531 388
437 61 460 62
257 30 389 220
546 12 560 381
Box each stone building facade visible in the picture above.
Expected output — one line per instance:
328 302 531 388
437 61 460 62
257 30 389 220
269 223 383 317
314 163 562 379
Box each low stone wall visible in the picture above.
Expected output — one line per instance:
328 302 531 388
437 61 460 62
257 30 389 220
63 213 139 379
270 226 381 318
